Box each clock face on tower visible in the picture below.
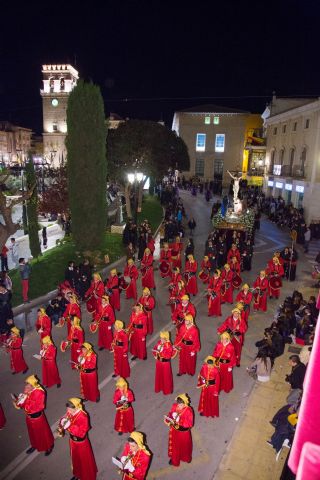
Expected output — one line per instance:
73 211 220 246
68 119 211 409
51 98 59 107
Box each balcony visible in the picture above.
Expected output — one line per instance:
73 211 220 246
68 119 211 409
268 164 306 178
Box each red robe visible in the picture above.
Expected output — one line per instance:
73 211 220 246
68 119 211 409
236 290 253 323
67 410 98 480
67 326 85 370
85 280 105 315
197 364 220 417
184 260 198 295
174 324 200 376
207 276 222 316
147 237 155 254
120 443 151 480
217 315 247 366
266 262 284 299
160 249 172 278
167 403 194 466
0 403 6 429
113 388 135 433
171 301 196 328
213 341 236 393
227 248 241 263
170 271 183 285
113 330 130 378
138 294 156 334
170 242 183 269
19 387 54 452
40 343 61 387
128 311 148 359
123 264 139 300
141 253 155 289
168 284 185 313
63 302 81 334
94 302 115 350
35 315 52 342
79 352 100 402
105 274 121 311
7 336 28 373
220 269 234 304
153 340 174 394
200 259 211 284
253 276 269 311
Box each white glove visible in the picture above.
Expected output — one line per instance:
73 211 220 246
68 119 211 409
123 354 127 357
172 412 178 420
142 337 146 342
120 395 127 401
108 326 112 330
228 367 232 372
126 460 135 473
190 351 195 357
120 456 127 463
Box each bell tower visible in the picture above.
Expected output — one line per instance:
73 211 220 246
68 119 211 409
41 64 79 167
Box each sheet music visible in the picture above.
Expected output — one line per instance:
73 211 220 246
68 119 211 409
33 354 41 360
112 457 123 469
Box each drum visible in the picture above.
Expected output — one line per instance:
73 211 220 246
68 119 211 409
171 249 179 258
269 276 282 289
159 260 170 275
89 321 99 333
86 296 96 313
198 270 210 283
232 274 242 289
119 277 130 291
60 340 70 352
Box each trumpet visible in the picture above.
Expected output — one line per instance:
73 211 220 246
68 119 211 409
56 413 72 437
11 392 27 409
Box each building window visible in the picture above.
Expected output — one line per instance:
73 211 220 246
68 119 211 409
273 127 277 135
279 148 285 165
305 119 310 129
204 116 210 124
52 122 58 132
213 116 219 125
289 148 295 175
282 125 286 134
293 122 297 132
214 158 223 179
195 158 205 177
196 133 206 152
215 134 225 152
273 165 282 175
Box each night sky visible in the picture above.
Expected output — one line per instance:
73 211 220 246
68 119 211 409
1 0 319 134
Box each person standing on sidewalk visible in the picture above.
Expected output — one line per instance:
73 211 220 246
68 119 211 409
304 226 311 253
9 238 19 269
19 258 31 304
42 227 48 249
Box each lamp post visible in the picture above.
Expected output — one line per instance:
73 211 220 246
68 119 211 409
16 149 28 234
127 170 144 225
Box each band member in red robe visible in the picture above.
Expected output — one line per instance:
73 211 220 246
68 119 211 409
57 397 97 480
113 377 135 435
123 258 139 301
266 256 285 299
170 236 183 269
217 308 247 367
199 255 211 284
138 287 156 334
174 314 200 376
119 431 151 480
229 256 242 290
85 273 105 316
168 279 185 313
35 308 52 343
207 269 222 317
153 331 174 395
197 356 220 417
159 243 172 278
77 343 100 402
220 263 234 304
236 283 253 323
13 375 54 455
227 243 241 263
141 248 155 289
93 295 115 351
60 316 84 370
128 304 148 360
105 268 121 311
147 233 155 254
0 403 6 429
170 266 183 287
213 332 236 393
164 394 194 467
112 320 130 378
60 294 81 334
184 254 198 296
253 270 269 312
6 327 28 374
39 336 61 388
171 294 196 329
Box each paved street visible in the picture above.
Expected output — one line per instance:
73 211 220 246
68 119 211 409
0 191 316 480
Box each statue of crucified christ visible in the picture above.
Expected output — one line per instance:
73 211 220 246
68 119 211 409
227 170 243 205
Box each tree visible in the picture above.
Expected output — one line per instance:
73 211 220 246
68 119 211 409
25 156 41 258
107 120 190 216
66 80 107 251
39 166 69 215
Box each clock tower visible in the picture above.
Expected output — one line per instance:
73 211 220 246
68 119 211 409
41 64 79 167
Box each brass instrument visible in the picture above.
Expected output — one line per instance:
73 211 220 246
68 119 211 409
60 340 71 352
56 413 72 437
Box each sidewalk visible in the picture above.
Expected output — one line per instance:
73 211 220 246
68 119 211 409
214 344 297 480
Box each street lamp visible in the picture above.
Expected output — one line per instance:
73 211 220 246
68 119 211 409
127 170 144 225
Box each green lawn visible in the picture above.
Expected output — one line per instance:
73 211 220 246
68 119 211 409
10 194 162 306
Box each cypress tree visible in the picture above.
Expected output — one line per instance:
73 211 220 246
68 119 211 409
66 80 107 251
25 155 41 258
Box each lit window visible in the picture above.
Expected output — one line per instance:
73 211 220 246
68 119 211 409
282 125 286 133
305 119 310 129
273 127 277 135
273 164 282 175
196 133 206 152
195 158 205 176
293 122 297 132
214 117 220 125
215 134 225 152
205 116 210 124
